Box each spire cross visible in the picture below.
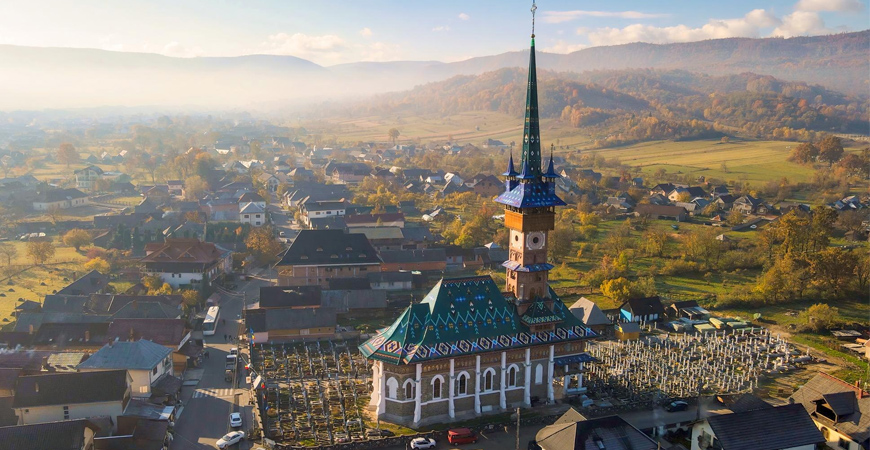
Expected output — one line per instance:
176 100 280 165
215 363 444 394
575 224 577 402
531 1 537 37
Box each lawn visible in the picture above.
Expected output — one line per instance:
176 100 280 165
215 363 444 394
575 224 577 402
0 241 89 329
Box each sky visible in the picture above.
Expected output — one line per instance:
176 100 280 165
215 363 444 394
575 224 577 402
0 0 866 66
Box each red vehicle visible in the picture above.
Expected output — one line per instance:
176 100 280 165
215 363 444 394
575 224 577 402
447 428 478 445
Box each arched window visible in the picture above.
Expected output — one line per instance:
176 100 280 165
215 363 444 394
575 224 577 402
483 368 495 392
432 376 443 399
403 379 416 400
507 365 518 387
457 372 468 395
386 377 399 400
534 364 543 385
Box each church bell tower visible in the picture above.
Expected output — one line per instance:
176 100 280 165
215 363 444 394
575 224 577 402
495 1 565 316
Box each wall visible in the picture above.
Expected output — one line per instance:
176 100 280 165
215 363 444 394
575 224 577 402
380 261 446 272
280 264 379 287
817 423 861 450
17 400 124 430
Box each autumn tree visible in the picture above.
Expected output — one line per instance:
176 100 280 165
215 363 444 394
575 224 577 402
640 229 668 257
184 175 208 201
142 275 164 292
84 257 111 274
388 128 400 144
600 277 631 302
245 226 283 265
548 218 579 262
26 240 55 265
62 228 92 251
56 142 79 167
787 142 818 164
181 289 201 308
800 303 840 333
0 243 17 265
726 210 745 227
817 135 844 165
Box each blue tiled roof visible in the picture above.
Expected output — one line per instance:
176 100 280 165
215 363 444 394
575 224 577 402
502 261 554 272
495 180 566 208
554 353 599 365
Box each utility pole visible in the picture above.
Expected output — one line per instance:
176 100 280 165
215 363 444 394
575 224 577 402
516 407 521 450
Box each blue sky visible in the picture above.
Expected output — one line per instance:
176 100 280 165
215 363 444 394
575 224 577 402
0 0 865 65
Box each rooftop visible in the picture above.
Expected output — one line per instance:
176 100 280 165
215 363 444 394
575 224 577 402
77 339 172 370
705 404 823 450
0 419 101 450
13 370 129 408
276 229 381 267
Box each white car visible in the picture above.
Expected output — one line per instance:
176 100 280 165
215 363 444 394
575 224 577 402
410 437 436 449
229 412 242 427
216 431 245 448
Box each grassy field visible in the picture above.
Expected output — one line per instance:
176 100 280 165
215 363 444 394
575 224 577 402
0 241 90 329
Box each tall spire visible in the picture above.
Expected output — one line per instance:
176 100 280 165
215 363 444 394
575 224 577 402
521 0 542 179
503 150 519 177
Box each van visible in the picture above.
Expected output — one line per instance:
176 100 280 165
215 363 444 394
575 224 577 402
230 347 238 356
447 428 477 445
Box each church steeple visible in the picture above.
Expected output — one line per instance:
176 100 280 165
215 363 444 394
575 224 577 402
520 10 542 179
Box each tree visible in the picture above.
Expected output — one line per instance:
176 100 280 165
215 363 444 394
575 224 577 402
800 303 840 333
787 142 818 164
26 240 55 265
142 275 164 292
56 142 79 167
84 257 111 274
837 210 866 236
388 128 400 144
62 228 92 251
0 243 17 265
726 210 745 227
817 135 844 165
46 205 63 225
184 175 208 201
600 277 631 302
181 289 201 308
640 229 668 257
245 226 283 266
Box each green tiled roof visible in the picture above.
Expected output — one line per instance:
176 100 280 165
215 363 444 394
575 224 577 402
359 276 594 364
521 300 563 325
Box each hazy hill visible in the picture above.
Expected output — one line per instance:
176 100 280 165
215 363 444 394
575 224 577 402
343 68 867 144
0 30 866 110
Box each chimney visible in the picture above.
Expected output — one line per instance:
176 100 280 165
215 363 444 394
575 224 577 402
129 328 135 341
84 330 90 342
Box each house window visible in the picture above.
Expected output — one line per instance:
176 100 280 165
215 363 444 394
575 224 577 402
432 377 442 399
152 366 158 375
484 369 495 391
507 366 518 387
457 373 468 395
63 405 69 420
300 329 310 335
838 438 849 449
535 364 543 385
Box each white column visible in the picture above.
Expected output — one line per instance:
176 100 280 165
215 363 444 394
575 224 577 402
563 372 569 398
547 345 555 403
370 362 380 407
377 361 386 414
474 355 481 415
448 358 455 419
523 348 531 407
578 362 584 388
499 351 507 410
413 363 422 424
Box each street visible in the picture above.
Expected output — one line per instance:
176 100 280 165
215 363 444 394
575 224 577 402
172 275 271 450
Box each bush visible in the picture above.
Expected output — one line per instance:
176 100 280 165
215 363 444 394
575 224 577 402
659 259 699 276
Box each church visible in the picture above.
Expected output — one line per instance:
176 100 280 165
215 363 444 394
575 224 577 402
359 7 597 427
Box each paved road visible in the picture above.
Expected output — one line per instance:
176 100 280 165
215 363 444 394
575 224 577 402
172 275 271 450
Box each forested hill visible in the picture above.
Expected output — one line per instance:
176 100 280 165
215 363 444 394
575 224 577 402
342 68 868 146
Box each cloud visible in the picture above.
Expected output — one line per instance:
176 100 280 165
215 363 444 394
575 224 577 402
432 25 451 32
458 12 470 21
583 9 782 46
773 11 832 37
359 27 373 38
261 32 346 59
794 0 863 12
542 40 588 54
543 10 668 23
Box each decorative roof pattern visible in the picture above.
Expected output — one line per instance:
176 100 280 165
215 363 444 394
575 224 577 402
494 180 566 208
521 300 563 325
359 276 594 364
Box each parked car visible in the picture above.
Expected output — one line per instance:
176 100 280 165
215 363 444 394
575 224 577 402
229 412 242 428
665 400 689 412
410 437 437 449
216 431 245 448
447 428 478 445
230 347 238 356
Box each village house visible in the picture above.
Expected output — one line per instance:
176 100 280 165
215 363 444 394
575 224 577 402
140 239 232 289
347 227 405 251
245 307 338 343
299 200 348 228
0 419 101 450
467 174 503 197
535 409 659 450
789 372 870 450
73 165 104 190
258 172 280 192
691 403 824 450
568 297 612 335
634 204 688 222
256 285 322 309
13 370 131 429
105 318 198 376
732 195 770 215
345 212 405 229
378 248 447 272
367 271 414 290
57 270 109 296
275 229 382 287
32 188 89 211
619 296 665 323
77 339 174 399
239 202 266 226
